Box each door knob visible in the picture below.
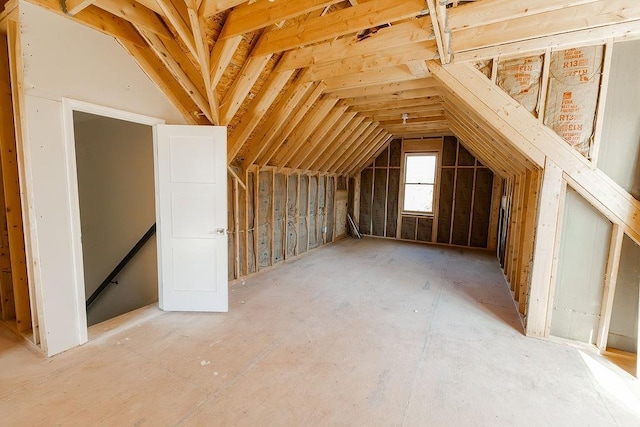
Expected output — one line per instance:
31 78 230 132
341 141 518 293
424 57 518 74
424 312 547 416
216 228 226 235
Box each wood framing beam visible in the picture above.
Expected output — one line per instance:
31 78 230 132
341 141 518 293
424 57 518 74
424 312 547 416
278 16 433 71
289 103 349 170
347 97 443 113
94 0 171 39
299 111 357 171
200 0 247 18
219 53 272 125
316 117 369 171
453 20 640 63
449 0 605 32
187 3 219 124
28 0 146 46
323 66 419 92
228 69 295 163
216 0 342 38
443 98 531 172
526 158 564 338
210 35 243 88
63 0 97 15
340 127 387 175
327 121 378 173
156 0 197 59
120 39 210 124
272 97 340 167
240 79 314 169
332 124 381 174
453 0 640 53
351 133 394 176
596 223 625 351
312 115 366 171
302 42 437 83
252 0 426 57
349 133 394 176
138 29 213 122
327 78 439 100
425 0 450 63
430 61 640 243
0 35 16 322
5 22 31 333
257 82 325 166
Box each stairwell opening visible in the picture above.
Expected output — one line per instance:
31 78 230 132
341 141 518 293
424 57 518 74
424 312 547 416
72 111 158 327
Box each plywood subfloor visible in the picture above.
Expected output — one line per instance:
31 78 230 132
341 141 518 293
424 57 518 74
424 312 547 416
2 238 640 425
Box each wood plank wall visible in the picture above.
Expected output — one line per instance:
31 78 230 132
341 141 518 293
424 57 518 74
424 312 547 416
226 167 344 281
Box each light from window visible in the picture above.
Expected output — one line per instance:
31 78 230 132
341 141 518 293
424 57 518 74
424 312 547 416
403 154 436 213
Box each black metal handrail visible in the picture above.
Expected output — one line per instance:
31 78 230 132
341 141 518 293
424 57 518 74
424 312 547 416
86 223 157 309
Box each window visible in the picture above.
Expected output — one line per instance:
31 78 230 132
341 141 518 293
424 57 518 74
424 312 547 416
403 153 437 214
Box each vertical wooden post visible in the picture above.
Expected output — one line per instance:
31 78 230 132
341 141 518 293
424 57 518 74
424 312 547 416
270 169 275 267
243 168 249 277
283 171 289 261
294 172 300 256
596 224 624 351
233 177 240 280
518 168 541 315
526 158 564 338
487 174 502 251
3 24 31 333
590 40 614 168
353 173 361 229
306 174 311 252
467 160 478 247
253 167 260 271
448 141 460 245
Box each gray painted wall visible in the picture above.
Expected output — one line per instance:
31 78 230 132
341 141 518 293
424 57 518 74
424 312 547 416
74 112 158 326
550 188 611 344
598 39 640 201
608 235 640 352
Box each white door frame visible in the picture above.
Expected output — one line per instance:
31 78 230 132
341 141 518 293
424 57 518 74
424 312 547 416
61 98 165 345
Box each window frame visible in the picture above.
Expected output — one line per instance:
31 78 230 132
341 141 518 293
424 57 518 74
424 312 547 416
401 151 439 216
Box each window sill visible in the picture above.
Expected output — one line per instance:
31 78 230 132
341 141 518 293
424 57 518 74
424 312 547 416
401 211 434 218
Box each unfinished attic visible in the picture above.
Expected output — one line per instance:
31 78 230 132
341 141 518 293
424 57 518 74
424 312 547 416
1 0 640 423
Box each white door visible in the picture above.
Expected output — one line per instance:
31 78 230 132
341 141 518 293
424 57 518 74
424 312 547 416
154 125 228 312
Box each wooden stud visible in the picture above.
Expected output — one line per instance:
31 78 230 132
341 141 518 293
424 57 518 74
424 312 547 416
299 111 357 172
278 17 433 71
257 82 325 167
138 29 213 122
187 3 219 125
220 53 273 125
228 68 295 163
28 0 146 46
94 0 172 39
216 0 342 39
199 0 246 17
240 79 314 170
5 20 33 335
272 97 340 168
488 174 503 251
596 223 625 351
251 0 425 57
589 40 614 167
312 115 365 171
526 158 564 338
155 0 197 59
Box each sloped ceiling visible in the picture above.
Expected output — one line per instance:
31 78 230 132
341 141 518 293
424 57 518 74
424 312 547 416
17 0 640 178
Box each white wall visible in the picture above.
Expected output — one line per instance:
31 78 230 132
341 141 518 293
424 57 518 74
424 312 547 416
19 2 186 355
74 112 158 326
550 188 611 344
607 235 640 352
598 39 640 200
